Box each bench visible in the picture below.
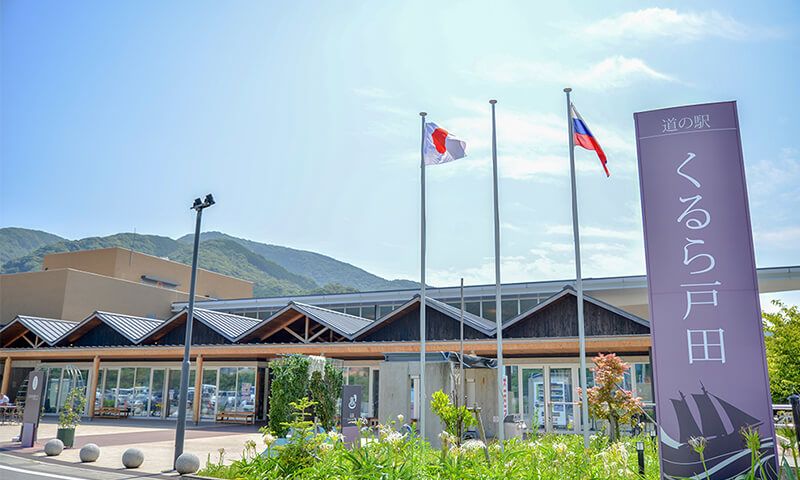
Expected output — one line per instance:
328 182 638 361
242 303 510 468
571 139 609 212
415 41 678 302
94 407 131 418
215 411 254 424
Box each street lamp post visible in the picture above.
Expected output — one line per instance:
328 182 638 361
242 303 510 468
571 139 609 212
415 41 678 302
174 194 215 465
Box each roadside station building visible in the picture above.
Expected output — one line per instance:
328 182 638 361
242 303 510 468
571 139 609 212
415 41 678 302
1 261 798 441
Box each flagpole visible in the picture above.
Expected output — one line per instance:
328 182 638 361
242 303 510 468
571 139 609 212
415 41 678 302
490 99 505 443
564 87 590 449
419 111 427 442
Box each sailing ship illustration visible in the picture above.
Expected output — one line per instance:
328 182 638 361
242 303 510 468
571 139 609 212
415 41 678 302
660 383 776 479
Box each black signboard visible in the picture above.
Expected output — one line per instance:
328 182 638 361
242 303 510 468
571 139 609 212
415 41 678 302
341 384 362 427
21 371 45 447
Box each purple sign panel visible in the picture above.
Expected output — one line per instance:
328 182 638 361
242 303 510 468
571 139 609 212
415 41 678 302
635 101 776 479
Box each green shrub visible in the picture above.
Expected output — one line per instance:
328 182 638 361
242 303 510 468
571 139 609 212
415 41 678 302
309 362 343 432
268 355 311 436
430 390 475 446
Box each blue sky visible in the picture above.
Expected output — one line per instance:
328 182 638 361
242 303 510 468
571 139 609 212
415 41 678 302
2 1 798 306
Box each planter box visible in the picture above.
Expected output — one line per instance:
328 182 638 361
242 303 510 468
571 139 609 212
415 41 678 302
56 428 75 448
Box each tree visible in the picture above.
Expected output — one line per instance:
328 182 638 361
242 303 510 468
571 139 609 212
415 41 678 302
763 300 800 403
576 353 642 441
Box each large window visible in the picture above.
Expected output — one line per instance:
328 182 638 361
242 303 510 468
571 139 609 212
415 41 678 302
200 370 218 419
43 368 62 413
505 366 519 418
102 369 118 408
344 366 374 417
132 368 151 416
151 369 165 417
635 364 653 403
218 367 238 412
237 367 256 412
118 368 135 409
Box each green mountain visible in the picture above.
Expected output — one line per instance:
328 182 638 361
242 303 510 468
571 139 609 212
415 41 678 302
179 231 419 291
0 232 350 297
0 228 65 264
0 228 416 296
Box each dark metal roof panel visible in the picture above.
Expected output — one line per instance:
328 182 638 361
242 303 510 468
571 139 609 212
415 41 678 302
424 297 497 334
15 316 78 345
353 295 496 339
192 308 260 340
291 302 374 337
502 286 650 330
94 311 166 343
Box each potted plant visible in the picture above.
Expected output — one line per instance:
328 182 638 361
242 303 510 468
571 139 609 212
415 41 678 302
57 386 86 448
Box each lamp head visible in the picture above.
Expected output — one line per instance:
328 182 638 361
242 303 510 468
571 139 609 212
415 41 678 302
191 198 203 210
203 194 215 207
636 441 644 451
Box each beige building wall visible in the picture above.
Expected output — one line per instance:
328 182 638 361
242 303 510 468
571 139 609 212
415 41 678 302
42 247 252 299
0 269 70 323
0 268 198 325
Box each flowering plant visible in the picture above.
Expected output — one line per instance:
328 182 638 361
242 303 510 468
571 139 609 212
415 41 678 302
576 353 643 440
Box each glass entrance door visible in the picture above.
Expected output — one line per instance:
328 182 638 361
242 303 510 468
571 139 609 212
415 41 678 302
165 369 195 418
548 367 575 432
522 367 545 429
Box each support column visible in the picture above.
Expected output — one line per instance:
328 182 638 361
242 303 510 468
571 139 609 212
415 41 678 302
192 355 203 424
1 357 11 397
87 356 101 418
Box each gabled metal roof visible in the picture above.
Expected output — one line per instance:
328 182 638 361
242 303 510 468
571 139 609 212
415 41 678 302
141 307 261 344
353 295 496 339
237 302 374 342
424 297 497 335
56 311 166 345
0 316 78 346
290 302 374 337
502 285 651 330
191 308 260 341
94 311 165 343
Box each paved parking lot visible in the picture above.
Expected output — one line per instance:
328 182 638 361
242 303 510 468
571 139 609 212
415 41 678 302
0 417 263 476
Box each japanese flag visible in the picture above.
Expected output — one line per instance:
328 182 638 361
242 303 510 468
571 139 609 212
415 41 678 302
423 122 467 165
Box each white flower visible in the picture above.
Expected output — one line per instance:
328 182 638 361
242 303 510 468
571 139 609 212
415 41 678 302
463 439 485 451
397 414 404 423
383 431 403 445
554 442 567 455
319 442 333 451
263 433 276 446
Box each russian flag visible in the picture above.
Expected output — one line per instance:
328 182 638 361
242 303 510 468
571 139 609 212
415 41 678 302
570 104 609 177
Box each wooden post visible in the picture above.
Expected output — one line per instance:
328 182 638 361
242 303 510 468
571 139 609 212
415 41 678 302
193 355 203 424
87 356 100 418
1 357 12 397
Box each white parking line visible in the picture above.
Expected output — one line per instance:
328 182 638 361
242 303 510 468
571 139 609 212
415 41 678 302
0 463 90 480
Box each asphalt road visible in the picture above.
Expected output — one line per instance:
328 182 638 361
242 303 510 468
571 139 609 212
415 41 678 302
0 452 175 480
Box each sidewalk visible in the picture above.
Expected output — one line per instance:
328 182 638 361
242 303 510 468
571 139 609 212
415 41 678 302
0 417 262 476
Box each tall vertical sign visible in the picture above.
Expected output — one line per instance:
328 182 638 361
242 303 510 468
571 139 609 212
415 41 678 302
635 101 777 479
21 371 45 447
341 385 362 448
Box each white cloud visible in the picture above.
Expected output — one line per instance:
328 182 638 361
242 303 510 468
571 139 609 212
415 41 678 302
582 8 774 43
545 224 642 241
353 87 393 99
754 227 800 246
474 56 676 90
748 147 800 208
427 235 645 286
443 99 637 180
